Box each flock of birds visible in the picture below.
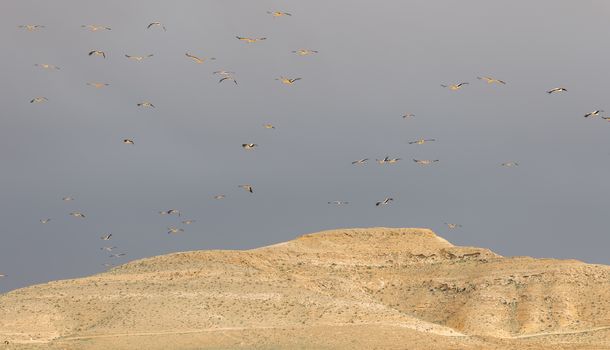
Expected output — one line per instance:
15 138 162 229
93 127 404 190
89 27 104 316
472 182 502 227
2 10 608 282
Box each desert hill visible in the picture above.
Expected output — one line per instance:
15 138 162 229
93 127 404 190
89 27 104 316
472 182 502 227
1 227 610 349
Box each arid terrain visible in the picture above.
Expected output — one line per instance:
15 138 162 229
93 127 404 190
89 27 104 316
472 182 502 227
1 227 609 349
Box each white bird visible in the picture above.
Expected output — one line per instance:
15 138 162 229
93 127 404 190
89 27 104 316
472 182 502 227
18 24 45 31
376 198 394 207
214 194 226 200
267 11 292 17
159 209 181 216
147 22 167 31
441 82 468 90
137 101 155 108
409 138 436 145
30 97 48 103
242 143 257 150
125 54 154 61
413 159 439 165
62 196 74 201
352 158 368 165
236 36 267 43
123 139 135 145
88 50 106 58
0 273 5 278
69 212 86 218
81 24 111 31
377 156 401 164
213 70 236 76
35 63 60 70
328 201 349 205
263 124 276 129
185 53 215 64
167 227 184 234
547 87 567 94
477 76 506 85
87 82 109 88
239 185 254 193
101 233 112 240
102 263 115 268
109 253 126 258
292 49 318 56
219 76 238 85
445 223 462 229
100 246 116 251
584 110 604 118
501 162 519 167
40 218 51 224
402 113 415 119
276 77 301 85
181 220 196 225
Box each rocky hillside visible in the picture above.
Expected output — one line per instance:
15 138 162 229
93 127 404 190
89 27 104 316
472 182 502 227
1 227 609 350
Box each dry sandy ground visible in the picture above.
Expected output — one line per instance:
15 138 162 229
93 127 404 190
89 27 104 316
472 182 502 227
1 227 609 349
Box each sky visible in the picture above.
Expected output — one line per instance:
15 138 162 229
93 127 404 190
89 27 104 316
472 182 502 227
1 0 610 293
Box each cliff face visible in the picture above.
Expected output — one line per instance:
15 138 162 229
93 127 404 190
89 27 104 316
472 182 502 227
1 227 610 350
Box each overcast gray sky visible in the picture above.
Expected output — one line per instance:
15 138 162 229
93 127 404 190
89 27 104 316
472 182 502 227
1 0 610 293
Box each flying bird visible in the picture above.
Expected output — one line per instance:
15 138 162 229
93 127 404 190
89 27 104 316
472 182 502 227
88 50 106 58
328 201 349 205
602 117 610 121
477 76 506 84
292 49 317 56
213 194 226 200
276 77 301 85
236 36 267 43
402 113 415 119
100 234 112 240
35 63 60 70
137 101 155 108
40 218 51 224
159 209 181 216
185 53 215 64
87 82 109 88
125 54 154 61
18 24 45 31
501 162 519 167
263 124 276 129
584 110 604 118
413 159 439 165
0 274 5 278
376 198 394 207
409 138 436 145
377 156 401 164
30 97 48 103
441 83 469 90
100 246 116 251
219 76 238 85
167 227 184 234
352 158 368 165
445 223 462 229
239 185 254 193
267 11 292 17
147 22 167 31
181 220 196 225
123 139 135 145
109 253 126 258
69 212 86 218
62 196 74 201
213 70 236 76
81 24 111 31
547 87 567 94
242 143 258 150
